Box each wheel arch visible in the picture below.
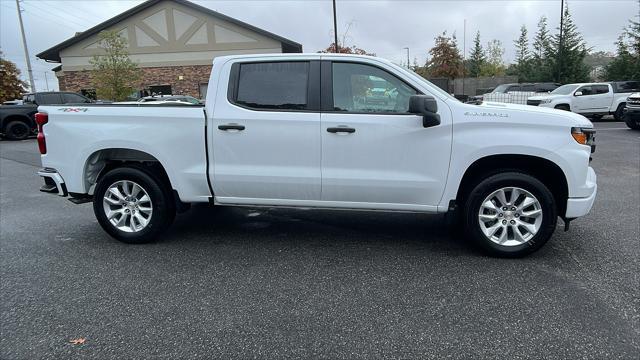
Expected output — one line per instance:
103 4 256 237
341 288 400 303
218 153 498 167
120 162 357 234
1 114 33 132
83 148 174 198
455 154 569 216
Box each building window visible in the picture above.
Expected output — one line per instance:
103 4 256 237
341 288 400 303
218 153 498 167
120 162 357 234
149 85 172 96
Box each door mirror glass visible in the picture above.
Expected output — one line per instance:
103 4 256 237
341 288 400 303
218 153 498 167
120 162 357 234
408 95 440 128
574 91 583 96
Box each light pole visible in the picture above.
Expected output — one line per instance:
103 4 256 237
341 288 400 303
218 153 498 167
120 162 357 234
403 47 410 69
15 0 35 92
332 0 339 52
557 0 564 83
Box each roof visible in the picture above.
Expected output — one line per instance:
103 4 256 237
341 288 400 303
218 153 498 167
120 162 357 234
36 0 302 62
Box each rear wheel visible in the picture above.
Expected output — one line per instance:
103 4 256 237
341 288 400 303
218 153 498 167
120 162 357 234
463 172 557 257
4 120 31 140
93 166 175 243
614 103 626 121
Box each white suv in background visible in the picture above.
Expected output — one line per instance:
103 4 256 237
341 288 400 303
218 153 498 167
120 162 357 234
527 83 628 120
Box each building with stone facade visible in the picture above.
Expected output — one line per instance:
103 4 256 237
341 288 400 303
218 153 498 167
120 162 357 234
36 0 302 99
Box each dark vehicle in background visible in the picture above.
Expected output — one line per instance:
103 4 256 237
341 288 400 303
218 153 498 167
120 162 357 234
623 92 640 130
0 92 92 140
610 81 640 94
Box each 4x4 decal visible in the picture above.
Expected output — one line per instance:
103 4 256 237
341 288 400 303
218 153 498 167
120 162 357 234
58 107 88 112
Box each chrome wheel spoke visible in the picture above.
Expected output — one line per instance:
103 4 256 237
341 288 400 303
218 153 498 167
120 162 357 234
522 208 542 218
479 213 498 221
509 188 521 205
103 180 152 233
495 189 509 207
512 225 527 243
496 226 508 244
518 196 537 211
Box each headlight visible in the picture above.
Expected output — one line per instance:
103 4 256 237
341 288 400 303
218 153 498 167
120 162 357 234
540 99 552 104
571 127 596 153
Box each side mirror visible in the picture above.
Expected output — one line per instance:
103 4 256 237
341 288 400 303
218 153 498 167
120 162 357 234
574 91 583 96
409 95 441 128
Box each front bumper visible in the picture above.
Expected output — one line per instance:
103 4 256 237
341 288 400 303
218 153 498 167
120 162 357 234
565 166 597 218
38 168 67 196
623 108 640 123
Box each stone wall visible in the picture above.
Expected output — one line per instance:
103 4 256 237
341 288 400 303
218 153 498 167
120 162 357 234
56 64 213 98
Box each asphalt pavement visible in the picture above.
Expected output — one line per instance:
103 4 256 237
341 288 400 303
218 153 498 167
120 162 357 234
1 122 638 359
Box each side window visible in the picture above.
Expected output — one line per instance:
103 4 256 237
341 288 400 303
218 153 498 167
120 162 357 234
506 85 521 92
234 62 309 110
331 62 417 113
577 86 593 96
593 85 609 94
63 93 89 103
521 85 535 92
39 93 63 104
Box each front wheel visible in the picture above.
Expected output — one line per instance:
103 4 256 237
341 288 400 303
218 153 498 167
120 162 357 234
93 166 175 243
613 103 625 121
463 172 557 257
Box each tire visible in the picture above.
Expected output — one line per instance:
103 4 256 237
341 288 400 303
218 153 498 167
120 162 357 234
463 172 557 258
554 104 570 111
624 114 640 130
614 103 625 121
4 120 31 140
93 166 176 244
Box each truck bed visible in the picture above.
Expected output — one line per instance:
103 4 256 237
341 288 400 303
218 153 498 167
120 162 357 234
38 104 211 202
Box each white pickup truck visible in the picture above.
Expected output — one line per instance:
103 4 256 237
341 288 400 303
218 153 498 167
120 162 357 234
35 54 597 257
527 82 628 120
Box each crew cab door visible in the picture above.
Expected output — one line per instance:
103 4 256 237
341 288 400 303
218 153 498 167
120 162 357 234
210 60 321 202
320 60 451 209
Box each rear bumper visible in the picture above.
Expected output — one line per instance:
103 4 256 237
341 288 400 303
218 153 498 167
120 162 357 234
565 167 597 218
37 168 67 196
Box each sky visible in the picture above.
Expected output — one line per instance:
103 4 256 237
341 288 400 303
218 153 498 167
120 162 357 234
1 0 638 92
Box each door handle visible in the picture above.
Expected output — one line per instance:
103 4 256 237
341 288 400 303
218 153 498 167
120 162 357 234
327 127 355 134
218 124 245 131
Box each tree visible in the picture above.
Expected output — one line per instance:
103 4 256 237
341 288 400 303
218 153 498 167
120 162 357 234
426 31 464 79
604 18 640 80
480 39 506 77
90 30 141 101
0 51 28 103
467 31 486 77
513 25 531 81
530 16 554 81
319 43 374 55
549 4 590 83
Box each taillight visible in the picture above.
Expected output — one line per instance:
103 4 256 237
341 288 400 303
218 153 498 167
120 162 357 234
35 112 48 154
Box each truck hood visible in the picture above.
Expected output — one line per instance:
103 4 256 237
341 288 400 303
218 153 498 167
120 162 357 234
478 101 593 128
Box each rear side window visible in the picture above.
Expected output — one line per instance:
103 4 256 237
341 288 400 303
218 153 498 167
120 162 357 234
234 62 309 110
506 85 521 92
521 85 535 92
23 94 36 104
593 85 610 94
63 93 89 103
535 83 558 92
39 93 62 104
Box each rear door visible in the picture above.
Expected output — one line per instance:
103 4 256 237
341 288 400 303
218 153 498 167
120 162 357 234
319 60 451 209
211 60 322 202
592 85 613 110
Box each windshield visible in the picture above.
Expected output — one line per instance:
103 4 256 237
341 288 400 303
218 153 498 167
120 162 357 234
492 84 510 93
551 84 579 95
